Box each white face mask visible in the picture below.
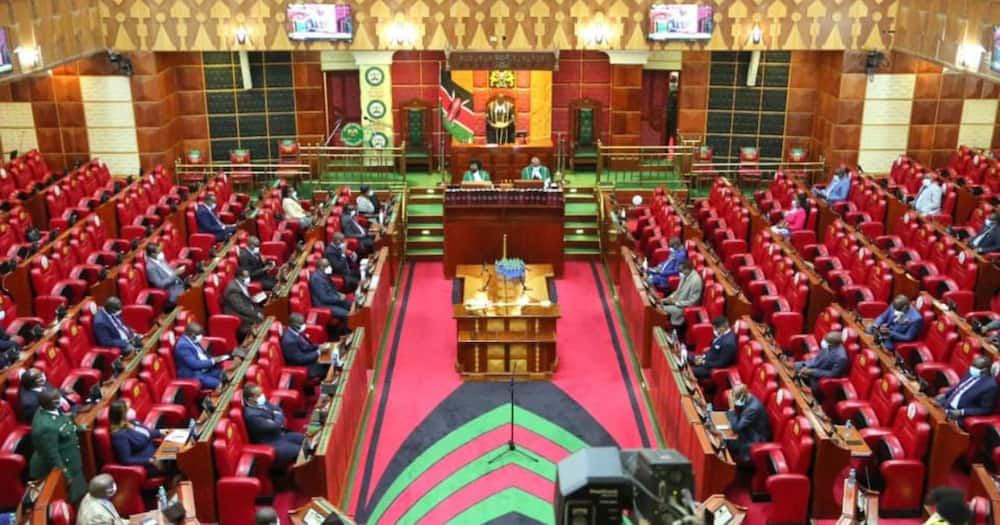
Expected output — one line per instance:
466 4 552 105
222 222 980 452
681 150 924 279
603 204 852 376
107 483 117 498
821 340 830 350
734 398 745 407
241 277 250 286
157 253 166 262
256 394 266 406
193 334 203 344
0 309 5 321
323 266 333 275
126 408 137 421
251 247 260 255
38 374 46 385
923 179 932 187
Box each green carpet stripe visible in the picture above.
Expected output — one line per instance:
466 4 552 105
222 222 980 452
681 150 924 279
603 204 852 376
444 487 554 525
366 405 587 524
397 445 554 524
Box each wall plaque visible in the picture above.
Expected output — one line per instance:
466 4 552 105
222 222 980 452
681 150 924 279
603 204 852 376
446 50 559 71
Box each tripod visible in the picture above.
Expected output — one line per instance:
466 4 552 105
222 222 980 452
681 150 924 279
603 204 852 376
488 362 538 464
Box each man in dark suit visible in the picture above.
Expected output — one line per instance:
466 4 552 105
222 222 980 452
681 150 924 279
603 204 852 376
238 236 276 291
970 210 1000 255
280 313 335 381
723 384 770 463
340 205 373 257
937 355 998 426
18 368 73 422
323 232 360 293
195 193 235 242
145 243 186 307
309 259 351 332
92 297 142 353
29 389 85 502
174 322 229 389
794 332 849 395
223 269 264 341
0 314 22 368
691 317 738 380
242 383 304 469
868 295 924 350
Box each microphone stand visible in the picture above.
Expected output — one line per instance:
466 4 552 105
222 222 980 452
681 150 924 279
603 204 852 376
488 362 537 464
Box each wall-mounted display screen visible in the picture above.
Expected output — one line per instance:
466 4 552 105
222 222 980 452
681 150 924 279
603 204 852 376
286 4 353 41
648 4 714 41
0 28 12 74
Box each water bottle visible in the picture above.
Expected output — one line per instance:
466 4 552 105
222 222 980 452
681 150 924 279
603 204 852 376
845 419 853 431
157 486 168 509
846 468 856 489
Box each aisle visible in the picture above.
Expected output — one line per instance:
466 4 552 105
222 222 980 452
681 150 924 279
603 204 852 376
346 261 655 524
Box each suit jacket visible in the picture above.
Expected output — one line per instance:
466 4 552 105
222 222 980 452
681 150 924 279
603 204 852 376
195 203 228 241
222 280 261 325
145 258 184 303
280 328 320 367
940 374 999 417
174 336 216 380
0 324 16 353
521 165 551 181
970 222 1000 254
798 344 849 378
703 331 738 370
825 175 851 202
309 272 349 309
76 494 128 525
340 213 367 238
244 402 287 445
914 183 943 216
29 409 85 501
873 305 923 344
462 170 491 182
356 194 380 215
92 309 131 351
323 244 359 278
667 270 703 308
650 248 687 288
726 395 771 445
238 248 270 281
110 422 161 467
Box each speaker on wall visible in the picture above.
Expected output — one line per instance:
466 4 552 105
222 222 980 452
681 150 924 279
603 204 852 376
554 447 632 525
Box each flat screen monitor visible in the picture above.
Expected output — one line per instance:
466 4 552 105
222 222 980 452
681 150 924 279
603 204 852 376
287 3 353 41
992 25 1000 73
0 28 12 74
648 4 714 41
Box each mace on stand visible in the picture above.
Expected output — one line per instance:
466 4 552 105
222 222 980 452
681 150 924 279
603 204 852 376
502 234 508 260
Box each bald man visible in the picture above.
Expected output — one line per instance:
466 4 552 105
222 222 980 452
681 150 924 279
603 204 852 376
869 295 924 350
723 384 770 463
794 332 849 395
77 474 128 525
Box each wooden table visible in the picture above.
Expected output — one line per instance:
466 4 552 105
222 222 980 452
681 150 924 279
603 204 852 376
128 481 199 524
616 246 667 369
453 264 559 379
347 247 393 371
697 495 748 525
153 428 193 462
711 411 738 440
449 141 554 184
289 498 357 525
442 188 565 278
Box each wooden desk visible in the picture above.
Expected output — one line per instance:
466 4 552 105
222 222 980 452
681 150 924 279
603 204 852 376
153 428 193 462
711 411 738 440
767 233 837 330
617 247 667 369
442 188 565 278
289 498 357 525
28 469 67 525
292 331 369 506
834 425 872 457
697 495 748 525
262 240 318 323
449 142 554 184
347 247 392 371
376 196 403 287
969 464 1000 525
128 481 199 524
453 264 559 378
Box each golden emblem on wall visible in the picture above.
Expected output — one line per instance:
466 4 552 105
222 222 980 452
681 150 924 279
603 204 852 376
488 69 515 88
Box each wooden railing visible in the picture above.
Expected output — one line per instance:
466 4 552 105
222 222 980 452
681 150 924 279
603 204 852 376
691 159 828 187
596 142 699 188
173 161 310 190
299 143 408 187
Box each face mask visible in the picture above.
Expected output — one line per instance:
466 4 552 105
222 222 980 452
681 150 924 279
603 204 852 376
970 366 983 378
38 374 46 385
157 253 165 262
294 325 305 333
107 483 117 498
256 394 266 406
241 277 250 286
821 341 830 350
351 210 357 217
0 309 5 321
193 334 203 344
987 220 995 227
290 192 297 199
126 408 137 421
734 398 745 407
923 179 932 187
206 201 216 208
251 247 260 255
323 266 333 275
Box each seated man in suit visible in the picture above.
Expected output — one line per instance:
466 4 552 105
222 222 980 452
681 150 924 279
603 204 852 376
92 296 143 354
76 473 128 525
814 167 851 203
238 236 276 291
355 185 380 217
660 261 703 342
145 243 186 307
281 186 313 229
280 313 338 381
242 383 305 469
913 175 943 217
937 355 998 427
341 205 374 257
646 237 687 292
794 332 849 396
521 156 551 184
255 509 280 525
174 322 229 389
867 295 924 350
691 317 737 380
223 269 264 341
18 367 73 422
462 159 490 182
195 193 236 242
107 399 163 476
969 210 1000 255
310 259 351 334
721 383 770 464
323 232 360 293
0 312 22 368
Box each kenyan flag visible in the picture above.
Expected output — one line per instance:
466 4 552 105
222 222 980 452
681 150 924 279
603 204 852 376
439 69 475 143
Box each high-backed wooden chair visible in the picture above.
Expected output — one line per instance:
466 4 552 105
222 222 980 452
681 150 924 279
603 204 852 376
569 98 601 171
400 99 432 172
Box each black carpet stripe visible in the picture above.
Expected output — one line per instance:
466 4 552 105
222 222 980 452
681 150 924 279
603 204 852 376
452 277 463 304
354 262 416 515
589 261 651 447
355 382 617 522
484 513 546 524
546 277 558 302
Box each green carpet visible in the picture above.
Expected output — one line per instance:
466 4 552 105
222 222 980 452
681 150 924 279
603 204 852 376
406 203 442 216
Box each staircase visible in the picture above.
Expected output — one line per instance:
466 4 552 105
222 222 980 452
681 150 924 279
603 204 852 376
563 186 601 259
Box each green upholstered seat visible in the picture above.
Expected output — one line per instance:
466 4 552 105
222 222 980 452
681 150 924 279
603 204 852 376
577 108 594 147
404 108 429 159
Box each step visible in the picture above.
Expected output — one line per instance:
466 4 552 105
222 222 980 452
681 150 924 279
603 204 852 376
563 234 599 243
407 224 443 236
406 248 443 260
408 234 444 244
565 202 599 216
406 203 443 217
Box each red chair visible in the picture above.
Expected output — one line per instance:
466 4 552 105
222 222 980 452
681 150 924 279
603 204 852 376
212 419 269 525
0 399 31 509
787 307 843 359
257 339 309 391
57 320 120 379
861 402 932 513
32 342 102 397
245 362 305 418
93 422 166 516
749 416 813 524
120 378 188 429
817 349 881 415
138 353 201 419
116 265 165 332
896 316 959 368
915 338 982 394
737 146 762 187
835 374 904 428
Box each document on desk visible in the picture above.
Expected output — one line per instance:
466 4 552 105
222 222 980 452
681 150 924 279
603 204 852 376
164 428 191 444
252 291 268 303
303 508 324 525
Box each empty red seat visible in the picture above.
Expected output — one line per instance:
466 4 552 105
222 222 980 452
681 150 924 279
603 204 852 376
749 416 813 524
860 402 932 513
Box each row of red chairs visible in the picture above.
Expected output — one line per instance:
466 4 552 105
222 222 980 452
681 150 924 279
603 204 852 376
44 160 118 230
0 150 57 203
945 147 1000 199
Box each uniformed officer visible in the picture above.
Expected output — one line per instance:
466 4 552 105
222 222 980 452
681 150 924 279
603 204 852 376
28 389 85 502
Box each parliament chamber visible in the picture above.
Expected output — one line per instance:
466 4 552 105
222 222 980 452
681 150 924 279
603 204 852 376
0 1 999 524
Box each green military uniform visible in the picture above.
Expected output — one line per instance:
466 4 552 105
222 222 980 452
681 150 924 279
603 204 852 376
462 170 491 182
521 165 551 181
29 409 85 502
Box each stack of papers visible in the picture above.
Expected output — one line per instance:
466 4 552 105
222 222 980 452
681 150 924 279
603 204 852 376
164 429 191 444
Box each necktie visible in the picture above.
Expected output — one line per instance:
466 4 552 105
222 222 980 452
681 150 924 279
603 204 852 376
950 376 978 409
110 313 131 340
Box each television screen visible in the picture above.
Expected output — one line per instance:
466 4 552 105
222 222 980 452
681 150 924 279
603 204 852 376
648 4 714 41
287 4 353 41
0 28 12 74
992 25 1000 73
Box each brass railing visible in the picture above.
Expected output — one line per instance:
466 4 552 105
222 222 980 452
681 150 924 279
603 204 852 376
174 161 311 191
596 142 699 188
690 159 828 187
299 142 408 186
